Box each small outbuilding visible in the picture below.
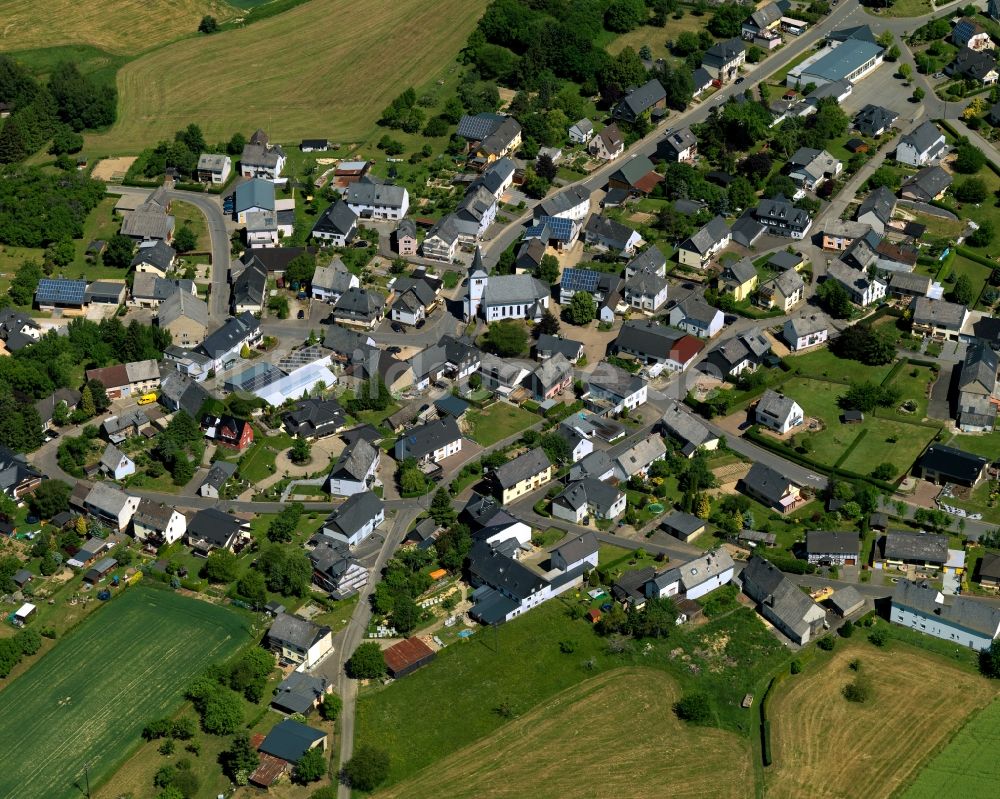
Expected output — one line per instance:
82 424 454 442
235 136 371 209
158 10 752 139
13 602 35 626
660 511 707 543
829 586 866 617
384 637 436 678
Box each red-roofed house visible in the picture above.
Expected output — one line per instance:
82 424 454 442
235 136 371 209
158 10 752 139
384 637 436 678
208 415 254 452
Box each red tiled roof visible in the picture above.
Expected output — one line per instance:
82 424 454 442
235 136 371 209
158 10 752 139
249 753 287 787
671 334 705 365
633 171 662 194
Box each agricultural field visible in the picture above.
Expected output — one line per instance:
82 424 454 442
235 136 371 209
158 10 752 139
378 668 752 799
902 695 1000 798
0 587 249 799
764 642 994 799
85 0 488 153
778 376 939 479
0 0 233 54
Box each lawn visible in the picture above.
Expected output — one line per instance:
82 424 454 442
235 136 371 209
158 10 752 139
949 430 1000 459
944 255 992 307
0 587 248 799
355 601 788 788
902 695 1000 798
785 348 897 385
0 0 231 54
865 0 933 17
779 376 939 479
84 0 488 153
464 402 540 447
764 639 995 799
171 200 212 253
224 428 293 483
377 668 752 799
605 12 704 64
883 361 938 421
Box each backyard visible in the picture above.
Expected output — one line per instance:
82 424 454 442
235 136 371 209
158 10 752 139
463 402 540 447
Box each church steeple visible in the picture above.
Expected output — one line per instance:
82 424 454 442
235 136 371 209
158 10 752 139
469 245 488 279
465 246 489 320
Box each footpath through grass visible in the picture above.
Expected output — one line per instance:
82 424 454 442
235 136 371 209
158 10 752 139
0 587 249 799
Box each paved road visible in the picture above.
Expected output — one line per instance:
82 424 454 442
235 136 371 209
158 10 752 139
105 185 232 322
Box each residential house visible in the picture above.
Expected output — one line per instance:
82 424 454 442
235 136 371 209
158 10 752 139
0 307 40 354
310 257 359 303
550 532 600 573
199 460 237 499
691 67 714 98
321 490 384 547
310 539 368 599
657 126 698 163
311 200 358 246
454 185 498 242
491 448 553 504
536 185 591 227
159 372 214 418
299 139 331 152
702 38 746 82
267 613 332 669
954 17 994 50
624 268 669 312
660 400 720 457
552 479 626 523
625 246 667 279
271 671 331 716
98 443 134 481
559 268 623 323
879 530 949 570
755 195 812 239
661 511 707 543
738 462 802 512
130 240 176 277
457 113 522 168
977 552 1000 588
186 508 252 555
155 291 208 347
759 269 805 312
282 398 346 440
806 530 860 565
390 278 436 327
196 153 231 184
891 578 1000 651
742 2 783 41
567 448 617 482
130 273 195 310
786 147 842 190
896 121 947 166
649 549 735 602
783 312 830 351
754 389 804 434
332 287 384 330
477 157 516 200
587 364 648 414
204 415 254 453
611 320 704 371
669 297 724 339
911 296 968 340
740 555 826 644
888 272 932 300
589 123 625 160
240 130 286 179
568 118 594 144
823 220 873 250
478 353 530 396
230 260 267 315
677 216 731 268
35 387 81 433
613 79 666 123
612 436 666 481
530 352 574 401
876 240 919 272
327 438 379 496
395 219 418 256
131 498 186 546
900 165 952 203
194 310 261 374
583 215 642 257
826 260 886 307
613 566 657 609
82 483 139 532
0 447 42 500
233 178 275 223
856 186 896 234
85 360 160 401
344 175 409 220
421 214 461 261
947 46 999 85
957 343 999 432
121 196 174 242
536 334 584 364
918 444 989 487
853 104 898 137
703 328 771 379
394 417 462 464
556 424 594 464
719 257 758 302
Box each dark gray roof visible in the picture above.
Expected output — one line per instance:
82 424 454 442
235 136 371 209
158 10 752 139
493 447 551 489
767 251 802 271
567 449 615 482
723 257 757 286
613 319 685 361
553 478 623 517
202 460 237 491
584 215 637 249
613 566 656 604
536 334 583 361
615 79 666 118
704 38 745 66
231 261 267 308
457 113 506 140
324 490 383 538
739 462 797 504
272 671 329 715
130 240 176 272
960 343 998 394
345 175 407 209
853 104 897 136
913 297 967 329
659 126 697 156
901 165 952 202
329 438 378 482
312 200 358 238
756 195 810 229
980 552 1000 580
199 311 259 359
883 531 948 563
334 287 384 322
283 398 347 437
588 362 646 399
469 539 547 601
259 718 326 763
740 555 820 640
682 215 729 255
551 531 599 564
661 511 705 537
893 578 1000 637
397 417 461 460
660 400 716 452
538 185 591 218
188 507 245 547
806 530 859 555
901 121 945 156
857 185 896 224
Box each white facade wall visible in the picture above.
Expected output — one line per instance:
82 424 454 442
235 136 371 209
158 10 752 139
684 567 735 601
890 604 996 651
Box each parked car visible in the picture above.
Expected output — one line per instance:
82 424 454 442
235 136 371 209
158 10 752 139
734 77 745 85
297 309 305 319
415 319 426 329
391 322 405 333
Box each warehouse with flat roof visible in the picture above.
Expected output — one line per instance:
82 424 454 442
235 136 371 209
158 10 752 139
787 38 884 87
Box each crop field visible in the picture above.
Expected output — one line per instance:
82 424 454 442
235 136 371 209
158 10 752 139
0 0 233 54
902 695 1000 798
0 587 249 799
764 642 994 799
778 376 939 479
86 0 488 154
378 668 752 799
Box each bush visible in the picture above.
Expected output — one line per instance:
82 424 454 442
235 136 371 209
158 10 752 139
843 673 874 703
817 635 835 651
346 642 386 679
790 659 802 674
342 745 390 792
839 620 855 639
320 692 342 721
294 746 327 784
673 691 712 723
868 625 889 647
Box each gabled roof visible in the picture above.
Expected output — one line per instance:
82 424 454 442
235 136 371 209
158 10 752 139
660 126 697 156
756 195 810 228
723 257 757 286
616 79 666 118
739 462 797 504
893 578 1000 637
883 531 948 563
588 362 646 399
806 530 859 555
900 121 945 156
912 296 967 329
762 268 804 301
130 240 176 272
671 296 720 328
594 123 624 152
311 257 356 294
324 490 383 538
345 175 407 209
334 287 385 321
482 274 548 307
681 215 730 255
960 343 999 394
312 200 358 238
188 507 245 546
950 46 997 80
199 311 259 359
84 482 134 516
469 539 547 600
853 104 898 135
857 185 896 224
662 511 705 537
456 112 506 141
756 389 800 421
99 443 130 472
660 400 717 452
704 37 745 64
234 178 275 212
259 718 326 763
536 333 583 361
919 444 988 483
551 531 599 565
494 447 551 488
613 436 666 475
398 417 461 459
901 165 952 201
554 478 623 516
538 185 591 218
329 437 378 482
584 215 637 249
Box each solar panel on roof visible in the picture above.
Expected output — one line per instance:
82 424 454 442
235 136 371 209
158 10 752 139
35 279 88 304
537 216 573 242
561 268 602 293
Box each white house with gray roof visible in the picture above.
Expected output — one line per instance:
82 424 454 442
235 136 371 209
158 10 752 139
568 118 594 144
422 214 461 261
394 417 462 464
660 400 719 457
321 490 384 547
344 176 409 220
891 578 1000 651
552 479 626 523
669 297 724 338
327 438 380 496
311 258 359 302
611 436 666 481
587 364 647 414
896 121 947 166
468 271 550 323
783 313 829 351
677 216 731 268
754 390 804 434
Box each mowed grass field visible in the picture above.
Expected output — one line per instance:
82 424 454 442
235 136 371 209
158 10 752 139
0 587 249 799
0 0 233 54
376 668 752 799
764 643 996 799
86 0 488 153
902 695 1000 798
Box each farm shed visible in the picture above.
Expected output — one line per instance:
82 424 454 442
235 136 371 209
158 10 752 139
384 637 436 678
